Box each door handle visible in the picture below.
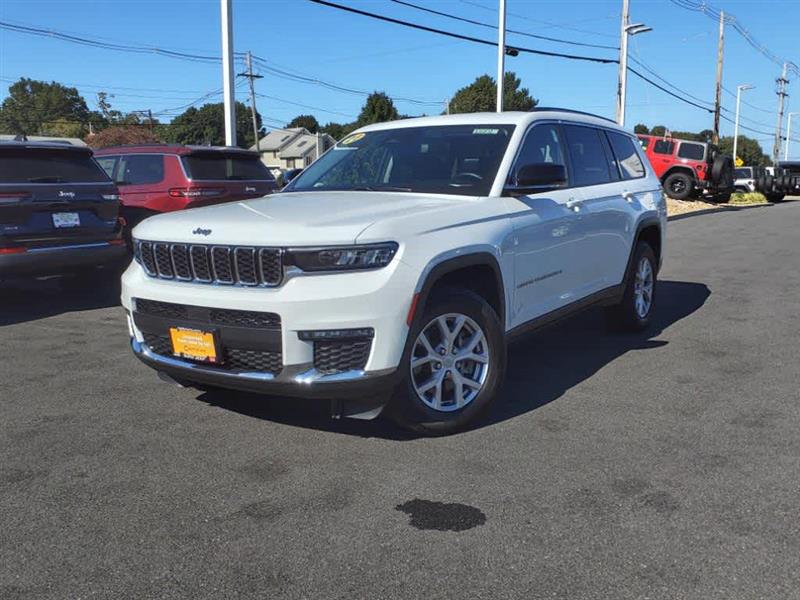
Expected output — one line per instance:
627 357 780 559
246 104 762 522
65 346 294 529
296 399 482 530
566 197 582 211
622 191 635 203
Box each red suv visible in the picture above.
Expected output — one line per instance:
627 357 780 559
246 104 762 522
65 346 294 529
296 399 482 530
94 144 278 238
637 135 733 201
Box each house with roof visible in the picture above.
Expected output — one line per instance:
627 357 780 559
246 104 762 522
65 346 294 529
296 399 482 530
250 127 336 171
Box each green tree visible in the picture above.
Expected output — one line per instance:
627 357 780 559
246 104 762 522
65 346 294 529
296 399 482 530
355 92 399 127
164 102 261 148
650 125 668 137
87 125 161 149
286 114 319 133
633 123 649 135
320 122 354 140
0 78 90 136
718 135 771 166
448 72 537 114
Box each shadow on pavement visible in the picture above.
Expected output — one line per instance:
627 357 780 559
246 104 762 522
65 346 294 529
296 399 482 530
0 269 122 327
200 279 710 439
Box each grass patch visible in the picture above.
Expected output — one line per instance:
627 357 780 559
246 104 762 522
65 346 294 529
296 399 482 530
729 192 769 205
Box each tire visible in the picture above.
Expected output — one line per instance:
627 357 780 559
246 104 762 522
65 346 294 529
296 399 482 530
664 172 694 200
607 242 657 332
711 154 733 185
388 288 506 435
767 193 785 203
713 192 732 203
756 174 767 193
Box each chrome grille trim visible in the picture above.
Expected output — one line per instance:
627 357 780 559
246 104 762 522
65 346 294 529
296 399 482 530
135 240 283 287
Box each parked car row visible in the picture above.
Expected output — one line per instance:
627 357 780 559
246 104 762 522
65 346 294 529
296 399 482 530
0 141 279 280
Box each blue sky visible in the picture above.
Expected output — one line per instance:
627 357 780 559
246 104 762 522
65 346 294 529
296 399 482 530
0 0 797 153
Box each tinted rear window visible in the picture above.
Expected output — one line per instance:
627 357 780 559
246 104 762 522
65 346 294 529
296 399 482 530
181 154 274 181
734 168 752 178
563 124 614 186
0 149 110 183
677 142 705 161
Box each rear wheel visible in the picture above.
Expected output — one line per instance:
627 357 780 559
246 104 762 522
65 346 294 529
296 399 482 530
664 172 694 200
607 242 657 332
389 288 505 435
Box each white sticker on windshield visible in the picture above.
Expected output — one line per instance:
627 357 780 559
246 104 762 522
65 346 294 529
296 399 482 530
473 128 500 135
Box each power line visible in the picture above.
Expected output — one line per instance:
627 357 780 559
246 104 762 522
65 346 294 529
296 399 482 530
387 0 618 50
305 0 618 64
255 93 356 119
455 0 618 39
668 0 798 75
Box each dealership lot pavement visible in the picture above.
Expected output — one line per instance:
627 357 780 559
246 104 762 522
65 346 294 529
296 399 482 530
2 203 800 599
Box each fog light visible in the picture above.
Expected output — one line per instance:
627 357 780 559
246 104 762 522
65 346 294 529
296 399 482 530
298 328 374 341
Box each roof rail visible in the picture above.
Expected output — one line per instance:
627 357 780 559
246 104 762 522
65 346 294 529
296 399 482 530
100 143 169 148
529 106 616 124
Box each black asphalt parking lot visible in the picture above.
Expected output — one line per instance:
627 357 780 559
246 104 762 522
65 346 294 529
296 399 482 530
2 203 800 599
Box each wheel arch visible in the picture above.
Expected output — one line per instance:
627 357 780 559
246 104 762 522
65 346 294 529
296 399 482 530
661 166 697 184
630 217 663 273
412 251 507 331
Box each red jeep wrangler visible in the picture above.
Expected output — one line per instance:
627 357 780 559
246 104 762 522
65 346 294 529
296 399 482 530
637 135 734 201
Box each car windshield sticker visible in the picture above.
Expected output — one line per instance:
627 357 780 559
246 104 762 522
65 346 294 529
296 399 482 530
473 128 500 135
340 133 366 145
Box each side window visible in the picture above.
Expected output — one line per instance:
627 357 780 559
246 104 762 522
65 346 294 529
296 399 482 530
511 123 566 182
118 154 164 185
562 124 613 186
607 132 647 180
653 140 674 155
95 156 118 179
677 142 705 161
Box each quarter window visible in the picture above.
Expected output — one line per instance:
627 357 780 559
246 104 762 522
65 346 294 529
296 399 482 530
563 124 614 186
95 156 118 179
677 142 705 161
607 132 647 180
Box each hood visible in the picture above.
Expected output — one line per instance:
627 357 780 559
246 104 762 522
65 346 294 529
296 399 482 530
132 191 474 246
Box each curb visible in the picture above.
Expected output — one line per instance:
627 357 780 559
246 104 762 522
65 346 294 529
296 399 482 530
668 202 773 222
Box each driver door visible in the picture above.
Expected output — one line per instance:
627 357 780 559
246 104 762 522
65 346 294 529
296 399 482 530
503 123 587 329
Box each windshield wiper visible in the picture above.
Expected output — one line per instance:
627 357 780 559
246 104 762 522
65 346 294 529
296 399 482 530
351 185 413 192
28 176 66 183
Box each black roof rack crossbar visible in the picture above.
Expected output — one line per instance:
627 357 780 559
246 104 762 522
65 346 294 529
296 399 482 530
529 107 616 124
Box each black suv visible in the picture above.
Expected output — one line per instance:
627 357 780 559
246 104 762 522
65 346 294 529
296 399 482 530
0 141 126 279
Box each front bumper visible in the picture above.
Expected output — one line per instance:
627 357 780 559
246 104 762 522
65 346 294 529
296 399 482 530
131 338 398 398
0 241 127 277
122 256 418 398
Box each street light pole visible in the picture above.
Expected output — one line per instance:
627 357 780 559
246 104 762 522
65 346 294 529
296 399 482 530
733 84 754 166
785 113 799 160
220 0 237 147
496 0 506 113
616 0 651 126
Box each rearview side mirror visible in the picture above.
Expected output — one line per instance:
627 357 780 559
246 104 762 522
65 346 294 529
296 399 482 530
505 163 567 196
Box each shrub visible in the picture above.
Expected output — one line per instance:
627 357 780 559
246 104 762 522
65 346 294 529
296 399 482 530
729 192 768 205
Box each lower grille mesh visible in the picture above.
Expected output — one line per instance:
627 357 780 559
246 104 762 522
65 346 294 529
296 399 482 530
142 333 282 375
314 340 372 374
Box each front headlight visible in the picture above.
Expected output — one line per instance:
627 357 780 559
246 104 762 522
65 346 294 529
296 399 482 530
289 242 398 272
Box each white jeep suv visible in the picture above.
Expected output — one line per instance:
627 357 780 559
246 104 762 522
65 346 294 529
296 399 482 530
122 109 665 434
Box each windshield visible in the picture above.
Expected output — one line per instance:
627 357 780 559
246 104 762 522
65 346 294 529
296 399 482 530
286 124 516 196
734 168 752 178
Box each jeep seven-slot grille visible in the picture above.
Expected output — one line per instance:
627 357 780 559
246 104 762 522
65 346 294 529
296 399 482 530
136 240 282 287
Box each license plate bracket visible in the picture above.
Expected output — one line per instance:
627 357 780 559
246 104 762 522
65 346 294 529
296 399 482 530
52 212 81 228
169 327 220 363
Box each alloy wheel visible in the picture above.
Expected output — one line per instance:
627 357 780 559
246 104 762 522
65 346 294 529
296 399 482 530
410 313 490 412
633 257 654 318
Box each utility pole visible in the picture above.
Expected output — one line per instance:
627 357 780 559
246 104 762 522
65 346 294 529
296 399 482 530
147 109 154 133
773 62 789 163
712 10 725 145
496 0 506 113
220 0 236 147
445 98 450 115
238 51 263 152
616 0 630 126
616 0 651 126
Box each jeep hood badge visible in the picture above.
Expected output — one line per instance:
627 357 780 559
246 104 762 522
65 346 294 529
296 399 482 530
192 227 212 236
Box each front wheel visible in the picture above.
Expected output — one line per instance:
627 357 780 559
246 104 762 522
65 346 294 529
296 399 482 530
389 288 505 435
607 242 657 332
